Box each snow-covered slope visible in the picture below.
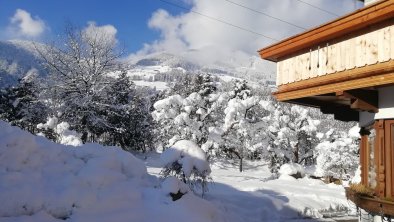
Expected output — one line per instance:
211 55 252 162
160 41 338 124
0 40 47 88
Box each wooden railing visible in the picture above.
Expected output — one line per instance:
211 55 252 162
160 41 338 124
276 23 394 86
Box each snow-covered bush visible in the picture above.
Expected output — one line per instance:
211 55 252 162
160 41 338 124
37 117 82 146
315 126 359 179
161 140 211 195
279 163 305 179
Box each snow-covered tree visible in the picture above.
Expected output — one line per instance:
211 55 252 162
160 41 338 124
152 73 220 149
315 126 359 179
37 23 124 143
264 101 320 174
0 73 48 134
217 80 269 172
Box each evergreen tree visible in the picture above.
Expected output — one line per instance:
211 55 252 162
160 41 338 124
0 75 48 134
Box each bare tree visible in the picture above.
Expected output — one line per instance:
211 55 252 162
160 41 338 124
37 23 124 142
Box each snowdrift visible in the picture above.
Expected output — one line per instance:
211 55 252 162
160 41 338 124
0 121 224 222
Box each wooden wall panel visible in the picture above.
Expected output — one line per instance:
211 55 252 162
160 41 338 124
318 46 327 76
275 25 393 86
294 54 302 81
366 30 379 65
345 38 356 70
378 26 391 62
300 52 310 80
287 57 295 83
338 41 346 72
356 35 367 68
327 44 336 74
310 48 319 78
283 58 290 84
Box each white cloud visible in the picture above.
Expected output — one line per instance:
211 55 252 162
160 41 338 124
8 9 46 38
83 21 118 43
137 0 362 66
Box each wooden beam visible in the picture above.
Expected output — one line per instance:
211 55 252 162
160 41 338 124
351 99 379 113
274 71 394 101
259 0 394 62
336 89 379 113
277 60 394 94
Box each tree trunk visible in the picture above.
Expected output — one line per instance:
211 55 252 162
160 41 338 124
294 143 299 163
239 158 243 172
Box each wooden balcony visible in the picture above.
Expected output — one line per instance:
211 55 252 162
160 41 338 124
346 187 394 217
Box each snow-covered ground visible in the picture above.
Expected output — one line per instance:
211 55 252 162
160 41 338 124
0 121 357 222
133 80 169 90
145 154 358 222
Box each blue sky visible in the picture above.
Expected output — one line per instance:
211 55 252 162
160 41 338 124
0 0 363 61
0 0 187 53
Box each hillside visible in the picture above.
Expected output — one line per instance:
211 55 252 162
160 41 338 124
0 40 47 88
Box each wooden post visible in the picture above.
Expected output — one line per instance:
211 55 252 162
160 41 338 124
360 127 370 186
385 120 394 199
376 120 385 197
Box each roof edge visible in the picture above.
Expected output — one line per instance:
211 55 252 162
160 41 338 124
259 0 394 62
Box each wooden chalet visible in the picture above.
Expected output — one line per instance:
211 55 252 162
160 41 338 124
259 0 394 217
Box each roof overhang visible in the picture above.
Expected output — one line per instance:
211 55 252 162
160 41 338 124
258 0 394 62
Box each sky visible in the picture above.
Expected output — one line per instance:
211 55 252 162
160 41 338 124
0 0 363 64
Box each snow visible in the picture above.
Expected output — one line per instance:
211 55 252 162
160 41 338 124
161 176 190 194
279 163 306 178
351 166 361 184
146 155 357 222
0 121 225 222
0 121 357 222
133 80 168 90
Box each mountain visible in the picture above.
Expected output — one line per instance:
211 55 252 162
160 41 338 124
126 52 276 87
0 40 47 88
